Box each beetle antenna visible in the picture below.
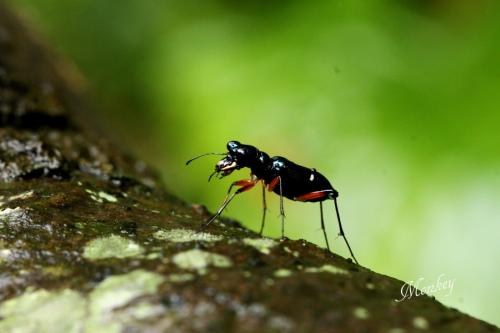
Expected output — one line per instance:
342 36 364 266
186 152 226 165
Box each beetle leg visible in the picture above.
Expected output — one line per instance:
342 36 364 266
227 179 257 194
266 176 280 192
296 190 332 251
277 176 286 239
266 176 286 238
259 181 267 236
294 190 332 202
333 197 359 264
319 201 331 251
202 179 257 228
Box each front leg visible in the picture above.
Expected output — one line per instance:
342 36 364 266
202 178 258 228
227 178 258 194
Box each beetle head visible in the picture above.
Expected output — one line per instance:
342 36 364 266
211 141 258 180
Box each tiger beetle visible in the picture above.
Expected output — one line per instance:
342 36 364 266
186 140 358 264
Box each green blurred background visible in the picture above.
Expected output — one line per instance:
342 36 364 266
12 0 500 326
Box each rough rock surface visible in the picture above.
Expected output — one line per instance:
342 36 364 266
0 3 499 333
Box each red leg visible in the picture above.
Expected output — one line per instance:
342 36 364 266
266 177 280 192
203 180 257 229
235 182 256 194
228 179 257 194
294 190 332 202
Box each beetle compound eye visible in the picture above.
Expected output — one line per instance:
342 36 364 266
227 141 240 151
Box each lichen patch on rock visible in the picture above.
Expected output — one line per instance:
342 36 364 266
304 264 348 275
0 270 165 333
83 235 144 260
412 316 429 330
172 249 232 272
274 269 293 278
88 269 165 318
43 265 72 277
85 189 118 203
353 306 370 320
366 282 375 290
153 228 223 243
0 288 87 333
168 273 195 283
0 207 25 219
0 190 34 207
242 238 277 255
97 191 118 202
283 246 300 258
0 207 31 226
0 248 13 263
